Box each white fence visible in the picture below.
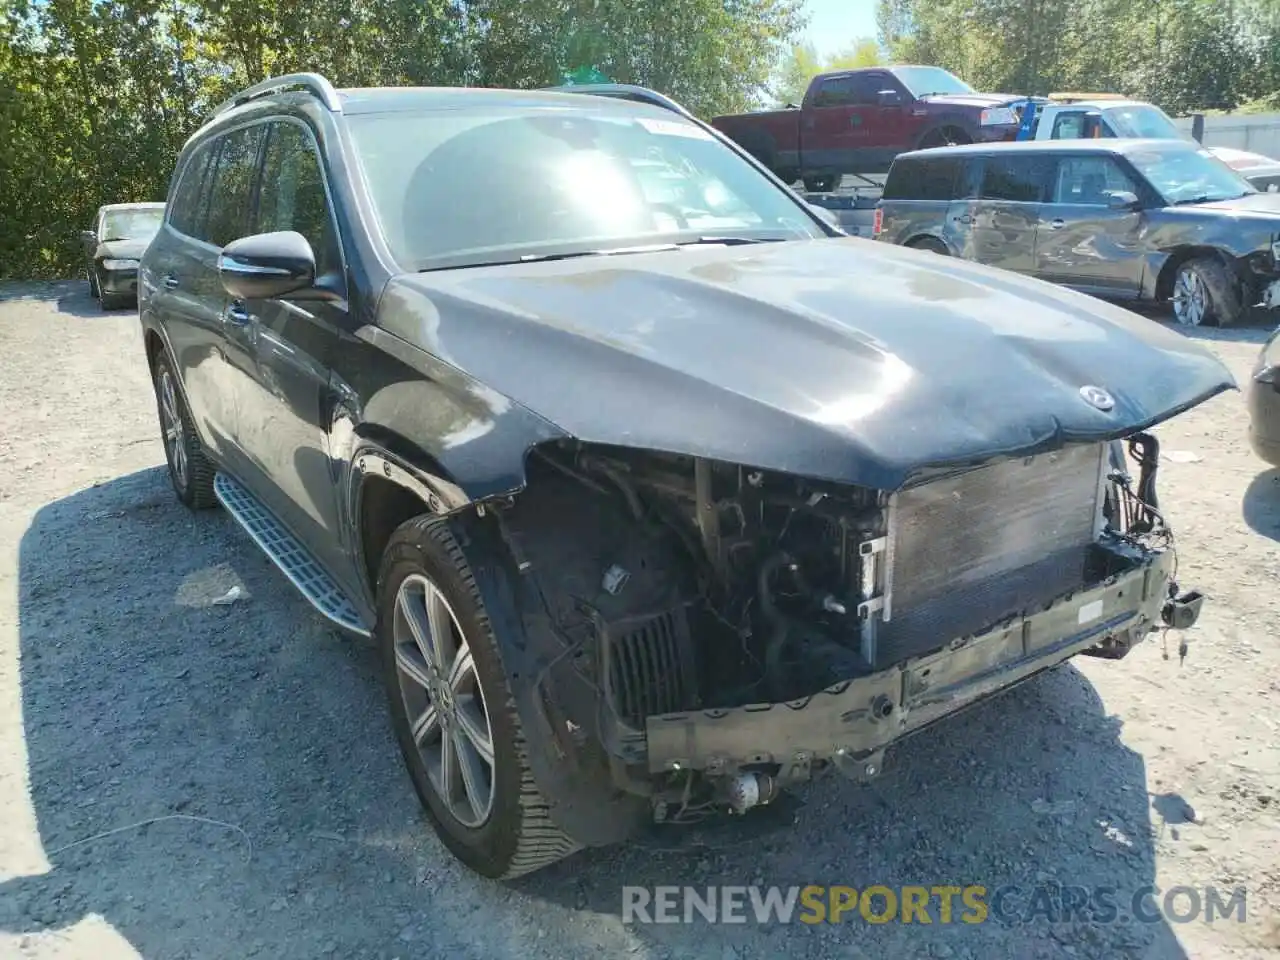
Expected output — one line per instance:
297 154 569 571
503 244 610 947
1173 113 1280 158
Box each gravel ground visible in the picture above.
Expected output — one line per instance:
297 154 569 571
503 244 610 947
0 280 1277 960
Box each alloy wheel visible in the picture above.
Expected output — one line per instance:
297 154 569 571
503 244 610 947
158 369 188 489
1172 268 1208 326
392 573 496 829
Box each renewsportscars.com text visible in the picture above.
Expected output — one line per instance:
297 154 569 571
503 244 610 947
621 884 1248 926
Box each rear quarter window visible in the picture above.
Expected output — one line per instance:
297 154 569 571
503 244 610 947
883 157 960 201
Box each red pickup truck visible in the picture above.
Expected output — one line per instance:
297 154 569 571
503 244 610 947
711 65 1029 192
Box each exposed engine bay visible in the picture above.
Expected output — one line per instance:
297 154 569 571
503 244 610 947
495 433 1201 829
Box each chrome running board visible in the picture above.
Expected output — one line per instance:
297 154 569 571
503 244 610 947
213 472 370 636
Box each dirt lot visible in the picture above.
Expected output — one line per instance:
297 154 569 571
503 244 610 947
0 280 1277 960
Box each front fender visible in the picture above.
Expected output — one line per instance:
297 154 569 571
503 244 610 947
459 514 651 847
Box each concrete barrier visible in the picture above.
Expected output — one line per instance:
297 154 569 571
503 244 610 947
1174 113 1280 158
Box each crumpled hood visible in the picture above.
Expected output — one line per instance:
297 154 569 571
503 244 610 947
1191 192 1280 217
382 237 1234 491
93 238 149 261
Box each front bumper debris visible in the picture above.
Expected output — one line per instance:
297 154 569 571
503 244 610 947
1262 278 1280 310
645 549 1176 776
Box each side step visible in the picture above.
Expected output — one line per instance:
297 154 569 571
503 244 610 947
213 472 370 636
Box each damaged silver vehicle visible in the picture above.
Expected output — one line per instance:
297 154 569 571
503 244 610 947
139 74 1232 879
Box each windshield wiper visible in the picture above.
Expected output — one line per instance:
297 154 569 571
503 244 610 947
675 236 787 246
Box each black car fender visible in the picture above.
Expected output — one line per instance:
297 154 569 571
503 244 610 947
454 510 653 846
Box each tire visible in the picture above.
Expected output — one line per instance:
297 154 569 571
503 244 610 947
1172 256 1244 327
376 515 579 879
151 352 217 509
88 267 99 298
918 126 971 150
803 174 838 193
908 237 950 256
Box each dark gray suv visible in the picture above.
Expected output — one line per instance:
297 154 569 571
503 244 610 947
875 139 1280 326
139 74 1223 880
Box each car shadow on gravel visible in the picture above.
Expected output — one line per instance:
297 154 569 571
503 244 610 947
0 281 112 320
1242 468 1280 540
2 467 1191 960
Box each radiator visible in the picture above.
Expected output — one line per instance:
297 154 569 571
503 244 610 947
880 442 1106 660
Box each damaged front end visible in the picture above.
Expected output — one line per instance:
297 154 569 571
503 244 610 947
493 432 1203 836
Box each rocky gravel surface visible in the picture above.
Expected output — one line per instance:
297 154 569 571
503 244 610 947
0 281 1277 959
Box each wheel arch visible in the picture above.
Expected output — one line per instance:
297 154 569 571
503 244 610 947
915 118 976 150
356 438 653 848
904 233 952 254
1152 245 1236 300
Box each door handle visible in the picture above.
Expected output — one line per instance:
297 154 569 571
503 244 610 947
162 275 180 289
1049 218 1066 229
223 302 251 327
951 215 973 225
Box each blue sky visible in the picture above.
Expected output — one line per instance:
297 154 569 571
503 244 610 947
800 0 880 59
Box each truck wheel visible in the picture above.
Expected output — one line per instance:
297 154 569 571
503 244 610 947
918 126 971 149
1172 256 1243 327
152 353 217 509
803 174 838 193
377 514 580 879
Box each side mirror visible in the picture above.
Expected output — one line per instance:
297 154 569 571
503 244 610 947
877 89 903 107
218 231 315 300
1106 190 1141 211
80 230 97 246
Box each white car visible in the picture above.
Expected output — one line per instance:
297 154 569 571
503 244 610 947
1023 95 1280 190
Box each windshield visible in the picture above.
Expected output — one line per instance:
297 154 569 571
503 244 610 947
101 208 162 241
346 104 826 271
1126 145 1256 205
889 66 974 98
1104 104 1183 139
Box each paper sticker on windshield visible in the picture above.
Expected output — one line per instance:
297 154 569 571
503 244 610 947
636 117 713 140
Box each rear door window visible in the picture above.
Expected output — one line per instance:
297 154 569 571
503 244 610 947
979 155 1051 202
254 121 341 275
203 125 266 248
811 74 883 108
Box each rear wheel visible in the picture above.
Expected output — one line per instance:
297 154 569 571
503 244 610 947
152 353 217 509
1172 256 1243 327
377 515 579 879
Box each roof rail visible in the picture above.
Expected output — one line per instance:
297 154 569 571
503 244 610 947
542 83 696 120
212 72 342 117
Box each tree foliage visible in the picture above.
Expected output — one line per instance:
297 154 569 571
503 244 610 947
0 0 803 277
877 0 1279 111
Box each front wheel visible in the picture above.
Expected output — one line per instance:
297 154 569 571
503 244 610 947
803 174 839 193
377 515 579 879
1172 256 1243 327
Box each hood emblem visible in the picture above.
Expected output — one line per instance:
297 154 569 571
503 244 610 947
1080 385 1115 412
